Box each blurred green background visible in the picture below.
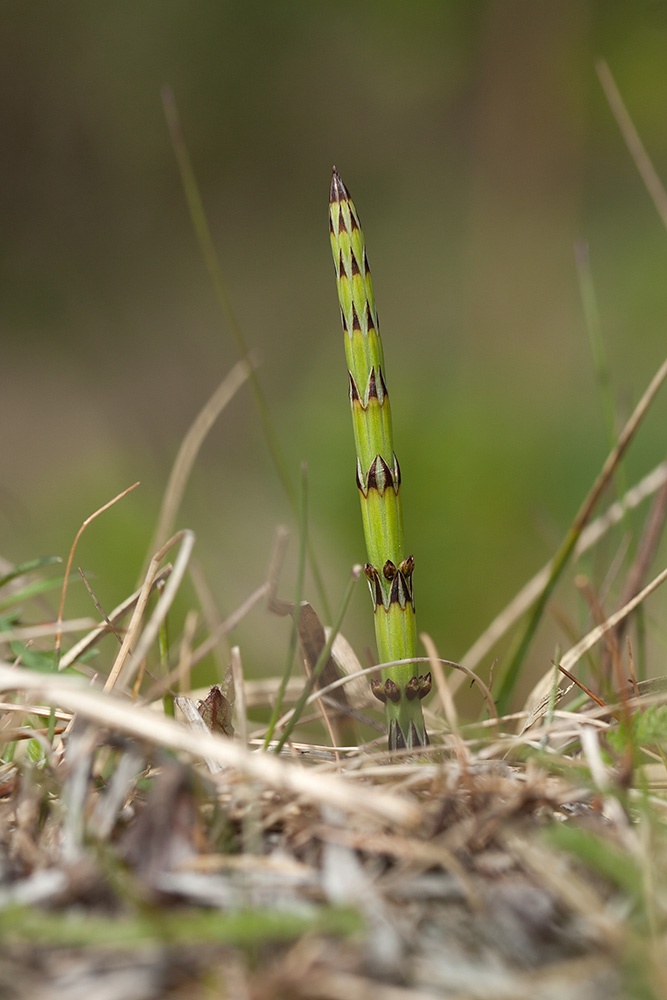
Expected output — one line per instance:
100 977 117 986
2 1 667 708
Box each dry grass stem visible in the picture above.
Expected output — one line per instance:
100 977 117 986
461 460 667 675
104 529 195 693
597 60 667 231
148 358 254 558
58 565 172 669
175 607 199 694
560 563 667 675
615 473 667 636
0 663 421 828
0 618 97 644
55 482 140 662
230 644 247 746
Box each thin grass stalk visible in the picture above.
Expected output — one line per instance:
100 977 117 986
148 359 253 559
155 577 174 716
264 463 309 748
0 556 61 591
596 60 667 233
458 459 667 679
161 88 290 499
574 241 620 460
0 663 421 828
161 87 331 622
274 564 361 752
328 169 430 750
495 354 667 715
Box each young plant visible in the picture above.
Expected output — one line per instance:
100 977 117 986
328 168 430 750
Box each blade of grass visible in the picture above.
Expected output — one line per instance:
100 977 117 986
0 574 69 614
264 462 309 748
495 355 667 715
559 563 667 678
459 459 667 679
597 60 667 232
55 482 140 670
0 556 61 591
104 530 195 694
158 579 174 719
575 241 623 473
539 652 562 750
229 645 247 746
161 87 331 622
294 604 359 748
59 566 172 671
78 567 125 648
0 662 421 828
0 619 96 644
614 474 667 648
148 357 254 558
0 903 361 949
274 564 362 753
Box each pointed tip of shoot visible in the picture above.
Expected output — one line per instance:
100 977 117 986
330 166 348 204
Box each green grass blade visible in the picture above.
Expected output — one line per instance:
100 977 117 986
0 555 61 591
328 168 429 750
0 902 361 948
0 574 67 614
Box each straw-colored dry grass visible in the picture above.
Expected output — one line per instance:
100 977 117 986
2 422 667 999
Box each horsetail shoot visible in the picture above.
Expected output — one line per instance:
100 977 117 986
329 168 431 751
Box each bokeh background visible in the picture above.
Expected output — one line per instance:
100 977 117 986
2 2 667 709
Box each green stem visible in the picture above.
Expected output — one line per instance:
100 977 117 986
328 169 429 750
